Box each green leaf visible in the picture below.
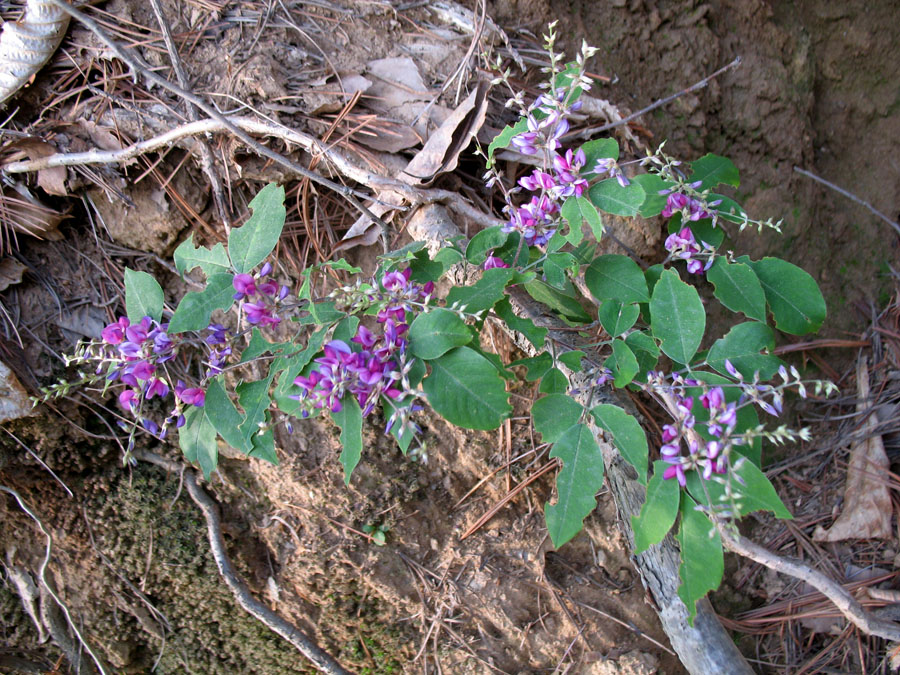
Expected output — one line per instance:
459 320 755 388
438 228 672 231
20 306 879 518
179 406 218 479
409 309 472 359
604 339 639 388
332 396 363 484
543 252 577 291
631 174 674 218
168 273 235 333
446 267 516 315
423 347 511 430
532 394 583 443
561 196 604 242
558 350 585 372
591 403 649 485
585 255 649 304
205 378 250 453
689 153 740 190
466 227 508 265
434 246 465 272
677 497 723 625
228 183 286 274
707 259 766 322
249 429 278 465
560 197 584 246
493 297 547 349
707 322 784 380
545 423 605 548
650 269 705 365
598 300 639 337
625 331 659 380
523 280 592 324
539 367 568 394
332 316 360 345
580 138 619 174
124 268 164 323
239 328 286 364
173 234 231 277
488 118 527 160
685 459 792 519
236 378 271 449
509 352 553 381
588 178 646 217
749 257 826 335
632 461 681 554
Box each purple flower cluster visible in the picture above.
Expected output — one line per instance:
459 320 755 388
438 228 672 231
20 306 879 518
505 194 560 248
664 226 715 275
97 314 214 441
510 90 578 156
648 372 739 487
660 187 722 224
294 269 425 434
233 262 289 328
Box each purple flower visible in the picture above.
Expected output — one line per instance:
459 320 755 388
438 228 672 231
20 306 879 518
119 388 138 411
101 317 129 345
382 268 411 292
233 273 256 299
700 387 725 411
244 301 280 327
145 377 169 400
125 317 152 345
175 381 205 407
484 255 510 270
258 280 279 296
663 463 686 487
206 324 228 346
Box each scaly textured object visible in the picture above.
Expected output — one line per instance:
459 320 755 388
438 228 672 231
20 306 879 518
0 0 69 106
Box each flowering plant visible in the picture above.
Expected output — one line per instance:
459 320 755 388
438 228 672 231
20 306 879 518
39 28 831 624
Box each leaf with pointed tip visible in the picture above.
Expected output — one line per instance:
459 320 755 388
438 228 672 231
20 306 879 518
179 406 218 479
124 269 164 323
168 273 235 333
749 257 826 335
585 255 649 304
332 395 363 484
545 423 605 548
689 153 740 190
494 297 547 349
423 347 511 430
707 322 784 380
588 178 645 217
677 497 723 625
598 300 640 337
632 461 681 554
205 378 250 453
707 259 766 321
409 308 472 359
591 403 648 485
650 269 705 365
228 183 286 273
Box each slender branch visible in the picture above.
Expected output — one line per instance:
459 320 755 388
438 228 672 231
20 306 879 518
567 56 742 140
45 0 391 234
794 166 900 237
716 520 900 642
0 486 110 674
132 451 351 675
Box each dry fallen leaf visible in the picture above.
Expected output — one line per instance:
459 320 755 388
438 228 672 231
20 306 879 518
814 359 893 542
0 358 33 422
402 79 489 186
338 81 489 250
0 257 26 291
4 137 68 196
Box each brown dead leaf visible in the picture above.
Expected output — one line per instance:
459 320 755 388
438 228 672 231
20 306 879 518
354 120 422 154
402 79 489 186
814 359 893 542
0 359 33 422
0 257 26 292
337 82 488 250
4 138 68 196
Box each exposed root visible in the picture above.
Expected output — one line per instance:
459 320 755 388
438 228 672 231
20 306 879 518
132 451 351 675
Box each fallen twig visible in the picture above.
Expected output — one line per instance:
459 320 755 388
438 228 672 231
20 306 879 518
46 0 392 245
133 451 351 675
794 166 900 237
716 519 900 642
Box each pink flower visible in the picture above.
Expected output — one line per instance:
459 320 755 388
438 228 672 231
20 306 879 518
233 273 256 299
175 381 205 407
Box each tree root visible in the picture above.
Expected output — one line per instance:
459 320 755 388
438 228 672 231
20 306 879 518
132 451 351 675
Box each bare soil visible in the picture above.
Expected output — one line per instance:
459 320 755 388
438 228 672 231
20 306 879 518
1 1 899 674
